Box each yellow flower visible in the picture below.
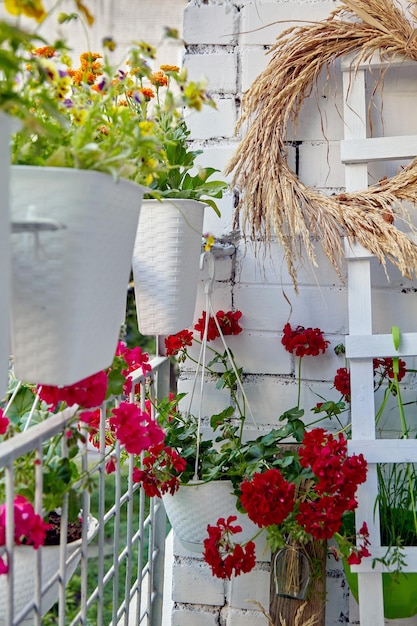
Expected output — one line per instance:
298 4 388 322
70 108 87 125
138 121 156 136
204 234 215 252
4 0 47 22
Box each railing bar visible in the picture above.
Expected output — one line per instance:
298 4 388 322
96 400 108 626
124 452 135 625
0 406 78 464
112 439 122 626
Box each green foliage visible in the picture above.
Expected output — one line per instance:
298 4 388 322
0 381 95 522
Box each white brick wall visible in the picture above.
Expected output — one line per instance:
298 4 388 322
169 0 417 625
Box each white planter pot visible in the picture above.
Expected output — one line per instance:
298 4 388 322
132 199 205 336
0 515 98 624
10 167 145 385
0 114 20 399
162 480 259 553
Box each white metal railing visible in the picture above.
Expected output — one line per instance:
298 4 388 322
0 354 170 626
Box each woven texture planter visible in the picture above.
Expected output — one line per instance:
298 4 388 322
10 166 145 385
162 480 258 553
0 516 98 624
132 198 205 336
0 114 19 397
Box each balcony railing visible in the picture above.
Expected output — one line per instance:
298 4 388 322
0 354 170 626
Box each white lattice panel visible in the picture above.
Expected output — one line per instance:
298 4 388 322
342 53 417 624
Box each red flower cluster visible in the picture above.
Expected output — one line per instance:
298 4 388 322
109 402 165 455
240 469 295 527
281 323 330 357
165 330 193 357
373 357 406 382
132 443 187 497
0 408 9 435
334 367 351 401
79 408 115 449
334 357 407 403
0 496 52 574
38 370 108 410
194 310 243 341
203 515 256 579
115 341 152 394
296 429 367 540
346 522 371 565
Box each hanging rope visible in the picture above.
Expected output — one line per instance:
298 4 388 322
189 251 258 481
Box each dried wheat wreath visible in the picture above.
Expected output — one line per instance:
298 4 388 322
226 0 417 290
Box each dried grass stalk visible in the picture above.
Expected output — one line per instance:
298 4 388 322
225 0 417 291
248 599 320 626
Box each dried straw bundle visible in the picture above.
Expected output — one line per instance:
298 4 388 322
226 0 417 290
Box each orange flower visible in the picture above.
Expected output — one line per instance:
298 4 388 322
150 71 168 87
33 46 56 58
160 64 180 73
138 87 155 100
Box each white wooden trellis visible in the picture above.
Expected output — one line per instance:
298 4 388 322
341 52 417 625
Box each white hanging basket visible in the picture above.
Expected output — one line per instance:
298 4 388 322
132 198 205 336
162 480 258 553
0 114 20 399
0 515 98 624
10 166 145 386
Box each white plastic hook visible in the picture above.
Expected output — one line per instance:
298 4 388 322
200 251 216 295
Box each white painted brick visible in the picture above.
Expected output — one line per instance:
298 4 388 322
185 52 237 93
172 560 225 605
183 4 238 45
202 194 235 237
187 98 236 140
194 144 237 183
235 238 348 287
372 288 417 333
193 282 232 320
177 377 231 418
233 285 349 334
226 333 292 375
224 606 270 626
298 140 345 188
241 377 300 424
171 607 219 626
240 2 337 45
227 567 270 610
241 48 270 93
198 252 234 283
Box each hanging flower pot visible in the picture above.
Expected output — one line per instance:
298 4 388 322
132 198 205 336
0 515 98 624
0 114 20 399
9 166 145 386
162 480 258 553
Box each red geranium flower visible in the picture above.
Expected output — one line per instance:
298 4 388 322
109 402 165 454
194 310 243 341
165 329 194 357
38 370 108 410
240 468 295 527
203 515 256 579
281 323 329 357
334 367 351 401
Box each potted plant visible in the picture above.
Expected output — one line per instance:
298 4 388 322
128 311 368 611
125 43 228 335
1 2 180 385
0 337 159 621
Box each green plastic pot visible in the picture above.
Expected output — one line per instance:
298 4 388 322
343 560 417 620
